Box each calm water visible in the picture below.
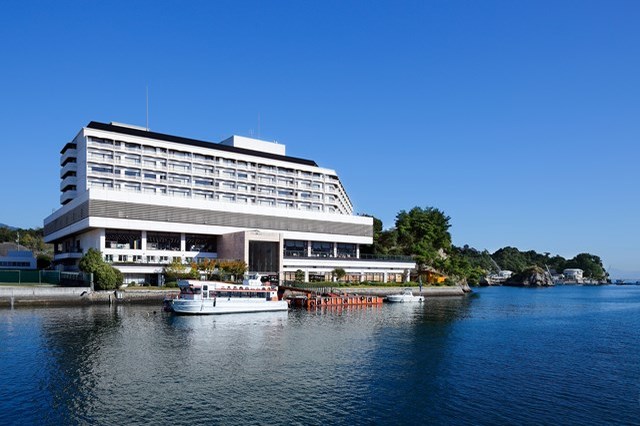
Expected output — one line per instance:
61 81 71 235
1 286 638 425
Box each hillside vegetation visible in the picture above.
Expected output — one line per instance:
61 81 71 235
360 207 608 285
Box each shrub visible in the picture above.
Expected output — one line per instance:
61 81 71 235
79 248 122 290
94 263 119 290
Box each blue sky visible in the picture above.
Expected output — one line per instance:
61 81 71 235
1 1 638 277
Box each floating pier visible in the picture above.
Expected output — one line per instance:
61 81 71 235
281 286 384 309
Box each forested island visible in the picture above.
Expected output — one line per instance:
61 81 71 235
360 207 608 286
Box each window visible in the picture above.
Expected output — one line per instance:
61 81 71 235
90 165 113 174
284 240 306 257
88 179 112 189
147 232 180 251
194 190 214 199
311 241 332 257
337 243 356 258
106 230 142 250
186 234 217 252
125 142 141 151
124 155 141 164
194 178 213 186
124 183 141 192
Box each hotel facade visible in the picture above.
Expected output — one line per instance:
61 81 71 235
43 122 415 284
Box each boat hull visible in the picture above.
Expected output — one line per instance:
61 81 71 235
387 294 424 303
171 298 289 315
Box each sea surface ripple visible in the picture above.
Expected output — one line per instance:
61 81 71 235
0 285 638 425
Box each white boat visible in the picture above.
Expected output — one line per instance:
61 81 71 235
167 273 289 315
387 289 424 303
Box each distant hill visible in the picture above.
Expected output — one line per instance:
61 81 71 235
0 223 18 230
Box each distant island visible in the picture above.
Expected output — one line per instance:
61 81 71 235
359 207 608 287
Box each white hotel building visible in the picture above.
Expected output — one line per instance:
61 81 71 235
43 121 415 284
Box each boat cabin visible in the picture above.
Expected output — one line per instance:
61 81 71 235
177 280 278 301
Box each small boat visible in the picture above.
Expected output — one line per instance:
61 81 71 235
386 289 424 303
166 273 289 315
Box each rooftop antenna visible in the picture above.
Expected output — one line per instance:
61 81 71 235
146 85 149 131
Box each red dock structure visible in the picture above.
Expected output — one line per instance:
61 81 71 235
280 286 383 309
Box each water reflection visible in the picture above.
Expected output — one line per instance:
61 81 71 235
1 294 479 425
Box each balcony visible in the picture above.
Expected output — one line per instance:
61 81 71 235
54 246 84 259
60 162 77 178
283 252 414 262
60 175 77 191
60 150 77 167
60 190 77 205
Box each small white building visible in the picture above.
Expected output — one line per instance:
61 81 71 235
497 270 513 279
563 268 584 281
0 243 37 269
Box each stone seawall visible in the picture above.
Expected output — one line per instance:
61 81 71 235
0 286 178 308
0 284 468 308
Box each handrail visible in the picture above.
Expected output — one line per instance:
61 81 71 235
283 252 413 262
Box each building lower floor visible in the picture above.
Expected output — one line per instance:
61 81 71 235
50 227 415 285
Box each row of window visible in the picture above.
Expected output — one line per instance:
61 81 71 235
88 138 326 175
88 163 336 192
283 272 404 283
88 175 330 199
87 179 338 211
104 254 200 264
105 231 217 252
100 233 358 259
283 240 357 257
0 261 32 267
85 136 352 214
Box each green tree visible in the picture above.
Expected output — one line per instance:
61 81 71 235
332 268 346 282
196 258 217 279
395 206 452 267
79 248 104 274
37 253 52 270
565 253 607 280
94 263 119 290
294 269 305 284
217 259 247 282
492 247 530 273
164 258 191 282
78 248 122 290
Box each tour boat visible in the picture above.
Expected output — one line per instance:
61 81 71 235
167 273 289 315
386 289 424 303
